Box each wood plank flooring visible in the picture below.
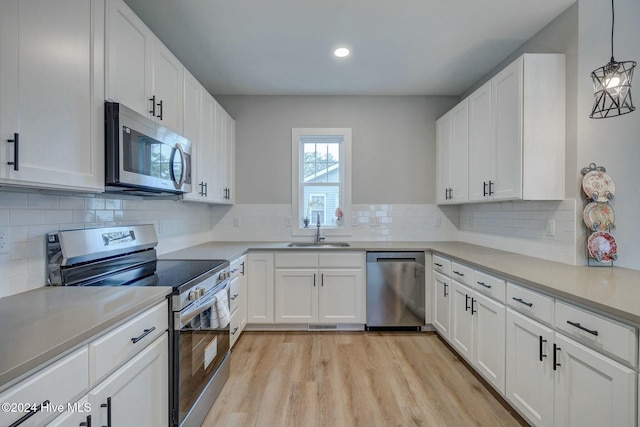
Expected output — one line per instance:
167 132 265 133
203 332 527 427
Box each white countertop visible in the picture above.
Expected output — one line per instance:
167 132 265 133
0 286 171 391
161 240 640 326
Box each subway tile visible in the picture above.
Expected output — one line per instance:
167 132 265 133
0 210 8 226
96 210 115 222
73 210 95 223
85 197 105 210
0 192 27 208
27 194 59 209
44 210 73 225
59 195 85 210
10 209 43 226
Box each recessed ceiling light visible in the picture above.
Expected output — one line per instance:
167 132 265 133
334 47 350 58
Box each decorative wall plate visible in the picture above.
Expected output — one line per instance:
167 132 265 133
582 170 615 202
583 202 615 231
587 231 618 262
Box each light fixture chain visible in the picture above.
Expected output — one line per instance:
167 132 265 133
610 0 615 60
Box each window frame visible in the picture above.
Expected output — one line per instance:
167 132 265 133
291 128 352 237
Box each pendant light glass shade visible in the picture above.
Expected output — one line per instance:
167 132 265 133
589 0 636 119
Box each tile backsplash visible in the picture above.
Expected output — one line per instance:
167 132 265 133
0 189 578 298
0 191 215 298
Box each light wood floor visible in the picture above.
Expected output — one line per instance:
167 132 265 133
203 331 527 427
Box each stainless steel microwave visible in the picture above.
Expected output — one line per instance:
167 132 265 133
105 102 192 196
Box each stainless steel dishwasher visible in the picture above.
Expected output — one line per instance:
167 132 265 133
366 252 425 330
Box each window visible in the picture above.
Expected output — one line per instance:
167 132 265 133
292 128 351 236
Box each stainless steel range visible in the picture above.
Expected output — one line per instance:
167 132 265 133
46 225 231 427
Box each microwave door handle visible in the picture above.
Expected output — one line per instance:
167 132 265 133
170 143 186 189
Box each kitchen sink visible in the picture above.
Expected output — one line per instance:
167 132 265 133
287 242 351 248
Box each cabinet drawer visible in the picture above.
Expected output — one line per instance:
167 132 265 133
89 301 168 385
0 347 88 427
230 278 241 313
450 262 473 286
230 257 241 278
432 255 451 276
319 252 364 268
473 270 506 303
506 283 554 326
230 309 241 348
555 301 637 365
275 252 318 268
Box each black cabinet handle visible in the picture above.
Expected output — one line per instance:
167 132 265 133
476 281 492 289
488 180 494 195
157 99 163 120
465 294 470 311
7 133 19 171
230 294 239 300
149 95 157 116
566 320 599 336
79 415 92 427
553 344 561 370
231 327 239 335
131 326 156 344
470 297 477 315
512 297 533 307
313 273 316 287
203 182 208 197
8 400 49 427
434 263 443 267
539 336 547 362
483 181 488 196
240 262 245 275
100 397 112 427
443 283 448 298
321 273 324 287
453 271 464 277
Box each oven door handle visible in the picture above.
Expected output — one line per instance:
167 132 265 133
180 296 217 326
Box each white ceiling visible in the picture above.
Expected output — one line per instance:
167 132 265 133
123 0 576 96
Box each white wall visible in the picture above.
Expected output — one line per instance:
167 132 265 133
575 0 640 270
215 95 458 204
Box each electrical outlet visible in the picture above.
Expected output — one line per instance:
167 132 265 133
285 217 292 227
369 217 380 227
0 227 10 254
434 216 442 227
233 217 241 227
546 219 556 236
351 217 358 227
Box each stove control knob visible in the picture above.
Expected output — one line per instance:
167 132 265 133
218 272 224 280
197 287 205 297
188 290 199 301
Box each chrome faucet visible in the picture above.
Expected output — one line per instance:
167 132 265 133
315 213 324 243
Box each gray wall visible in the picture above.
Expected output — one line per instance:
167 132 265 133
215 95 458 205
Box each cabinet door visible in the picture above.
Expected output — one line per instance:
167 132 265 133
449 99 469 203
450 281 473 361
319 269 364 324
435 111 452 205
197 90 215 202
492 57 522 200
247 253 274 324
275 269 318 323
152 40 183 133
182 71 203 202
0 0 103 191
472 291 506 394
238 255 248 332
467 81 493 202
505 309 554 427
105 0 153 117
211 101 229 203
89 334 168 427
224 112 236 204
554 333 636 427
432 271 451 339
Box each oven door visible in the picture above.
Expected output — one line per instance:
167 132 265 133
174 281 230 426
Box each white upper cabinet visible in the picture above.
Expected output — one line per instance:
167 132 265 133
106 0 183 134
465 53 565 202
436 98 468 204
212 101 235 204
0 0 104 192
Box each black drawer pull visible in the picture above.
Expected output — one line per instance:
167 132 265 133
512 297 533 307
100 397 111 427
131 326 156 344
79 415 92 427
231 327 239 335
465 294 470 311
8 400 49 427
470 297 476 315
434 263 443 267
566 320 599 336
443 283 448 298
476 281 492 289
230 294 239 300
553 344 561 370
453 271 464 277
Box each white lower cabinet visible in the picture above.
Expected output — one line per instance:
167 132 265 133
450 280 506 394
274 252 365 324
506 308 555 427
432 271 451 339
46 396 91 427
247 253 275 324
553 333 635 427
230 255 248 348
89 333 168 427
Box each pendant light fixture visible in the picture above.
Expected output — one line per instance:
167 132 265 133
590 0 636 119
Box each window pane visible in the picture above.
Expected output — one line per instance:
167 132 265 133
302 185 340 226
303 141 340 183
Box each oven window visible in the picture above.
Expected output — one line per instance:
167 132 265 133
123 126 172 179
